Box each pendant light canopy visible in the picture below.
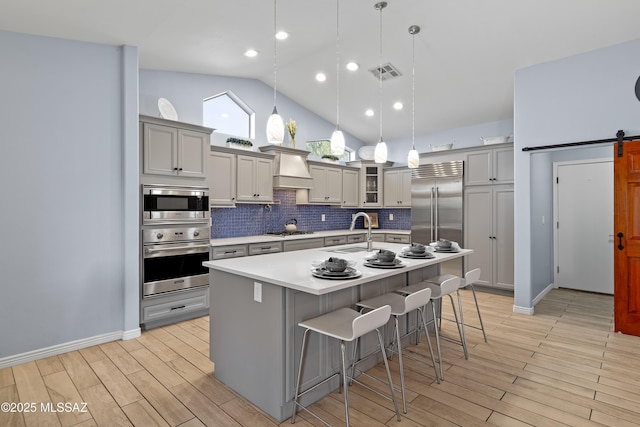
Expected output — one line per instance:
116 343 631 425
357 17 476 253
407 25 420 169
266 0 284 144
330 0 345 155
374 1 388 164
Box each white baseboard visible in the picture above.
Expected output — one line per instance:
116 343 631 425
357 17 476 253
0 329 140 369
513 305 534 315
512 283 556 316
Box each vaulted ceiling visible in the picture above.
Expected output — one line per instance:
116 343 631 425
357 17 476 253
3 0 640 143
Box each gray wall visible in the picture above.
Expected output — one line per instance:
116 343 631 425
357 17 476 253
0 30 139 360
386 118 514 165
139 70 365 150
514 38 640 310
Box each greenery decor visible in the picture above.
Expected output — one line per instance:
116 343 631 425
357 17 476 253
322 154 340 161
226 137 253 146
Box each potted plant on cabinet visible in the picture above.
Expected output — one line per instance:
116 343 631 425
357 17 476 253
226 137 253 151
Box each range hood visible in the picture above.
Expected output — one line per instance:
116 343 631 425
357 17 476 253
259 145 314 190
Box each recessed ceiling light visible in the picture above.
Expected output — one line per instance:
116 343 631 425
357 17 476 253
244 49 258 58
275 31 289 40
393 102 404 110
315 73 327 82
346 62 359 71
365 109 375 117
221 113 229 119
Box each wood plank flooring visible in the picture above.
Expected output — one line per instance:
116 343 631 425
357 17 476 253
1 288 639 426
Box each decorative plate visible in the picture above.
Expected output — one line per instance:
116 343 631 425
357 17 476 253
312 268 362 280
158 98 178 121
358 145 376 160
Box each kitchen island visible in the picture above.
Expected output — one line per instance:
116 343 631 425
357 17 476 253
203 242 472 422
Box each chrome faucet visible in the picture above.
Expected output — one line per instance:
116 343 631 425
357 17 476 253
349 212 373 251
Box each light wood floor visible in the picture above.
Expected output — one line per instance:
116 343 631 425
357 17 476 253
2 288 640 426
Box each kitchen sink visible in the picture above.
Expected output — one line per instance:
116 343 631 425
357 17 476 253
324 246 379 254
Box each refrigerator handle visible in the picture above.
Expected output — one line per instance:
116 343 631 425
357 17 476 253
430 187 435 242
434 186 439 241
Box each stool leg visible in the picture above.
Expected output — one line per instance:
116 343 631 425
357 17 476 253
291 328 310 424
418 306 440 384
349 337 359 387
470 284 488 342
393 316 407 413
340 340 351 426
376 328 401 421
449 293 468 360
430 301 444 380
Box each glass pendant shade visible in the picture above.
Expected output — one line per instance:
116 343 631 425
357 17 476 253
374 139 387 163
407 148 419 168
330 128 345 155
266 107 284 144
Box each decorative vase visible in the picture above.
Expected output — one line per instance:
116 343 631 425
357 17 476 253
289 135 296 148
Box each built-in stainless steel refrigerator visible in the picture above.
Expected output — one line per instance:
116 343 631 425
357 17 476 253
411 160 464 277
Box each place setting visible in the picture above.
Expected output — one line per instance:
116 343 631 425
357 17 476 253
311 257 362 280
431 238 461 253
398 242 435 259
363 249 407 269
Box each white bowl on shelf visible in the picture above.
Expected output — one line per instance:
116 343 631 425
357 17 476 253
431 143 453 151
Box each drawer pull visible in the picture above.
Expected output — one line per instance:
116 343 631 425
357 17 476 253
170 305 186 311
224 250 238 254
260 246 272 250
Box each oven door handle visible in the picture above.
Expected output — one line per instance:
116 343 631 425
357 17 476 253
145 244 210 254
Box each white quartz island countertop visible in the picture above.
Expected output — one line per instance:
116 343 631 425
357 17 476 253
203 242 472 295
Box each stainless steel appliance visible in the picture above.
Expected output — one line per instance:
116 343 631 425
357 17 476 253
411 161 464 277
142 225 210 297
142 184 209 224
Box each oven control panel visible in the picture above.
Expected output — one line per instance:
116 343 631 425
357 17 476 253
143 226 210 244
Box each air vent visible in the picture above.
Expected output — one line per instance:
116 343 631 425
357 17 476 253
368 62 402 81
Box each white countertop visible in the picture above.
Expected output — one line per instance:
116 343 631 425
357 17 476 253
203 242 472 295
210 229 409 247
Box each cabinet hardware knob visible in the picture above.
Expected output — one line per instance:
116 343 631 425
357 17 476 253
617 232 624 250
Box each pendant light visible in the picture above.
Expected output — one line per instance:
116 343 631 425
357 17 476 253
374 2 388 164
266 0 284 144
407 25 420 169
330 0 345 155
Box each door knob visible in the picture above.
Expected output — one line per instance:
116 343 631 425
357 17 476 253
617 232 624 250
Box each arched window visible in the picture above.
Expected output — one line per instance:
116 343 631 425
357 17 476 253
203 91 255 139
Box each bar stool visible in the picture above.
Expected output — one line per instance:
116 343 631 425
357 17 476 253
396 276 464 380
291 305 401 426
355 287 440 414
426 268 487 343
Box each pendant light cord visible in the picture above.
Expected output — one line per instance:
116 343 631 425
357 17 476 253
411 30 415 150
335 0 340 129
378 3 383 143
273 0 278 107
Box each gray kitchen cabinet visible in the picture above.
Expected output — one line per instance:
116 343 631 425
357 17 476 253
141 118 211 179
208 149 236 206
347 234 367 244
324 235 348 247
248 241 283 256
141 287 209 329
283 238 324 252
341 169 359 207
346 160 394 208
383 168 412 207
372 234 386 243
211 244 248 259
308 164 342 204
465 146 514 186
236 153 274 203
385 233 410 244
464 185 514 290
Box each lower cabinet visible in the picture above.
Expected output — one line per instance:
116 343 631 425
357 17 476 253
324 236 348 247
248 242 283 256
141 287 209 329
385 233 410 244
283 238 324 252
464 185 514 290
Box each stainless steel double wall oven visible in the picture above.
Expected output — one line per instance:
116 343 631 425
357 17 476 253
141 185 210 298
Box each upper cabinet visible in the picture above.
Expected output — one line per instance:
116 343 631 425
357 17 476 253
308 164 342 204
140 116 213 181
207 150 236 206
465 146 514 186
383 168 412 208
342 169 359 207
236 153 274 203
345 160 394 208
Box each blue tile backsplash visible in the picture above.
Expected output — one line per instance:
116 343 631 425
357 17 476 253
211 189 411 238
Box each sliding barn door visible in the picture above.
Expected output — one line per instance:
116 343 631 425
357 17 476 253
614 140 640 336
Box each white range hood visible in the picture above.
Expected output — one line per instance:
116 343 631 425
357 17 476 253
259 145 314 190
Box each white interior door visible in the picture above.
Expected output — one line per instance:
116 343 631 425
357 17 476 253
553 159 613 294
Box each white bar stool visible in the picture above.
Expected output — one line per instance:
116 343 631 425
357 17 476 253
355 287 440 414
291 305 401 426
396 276 464 380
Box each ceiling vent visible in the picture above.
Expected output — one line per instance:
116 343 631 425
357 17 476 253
368 62 402 81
